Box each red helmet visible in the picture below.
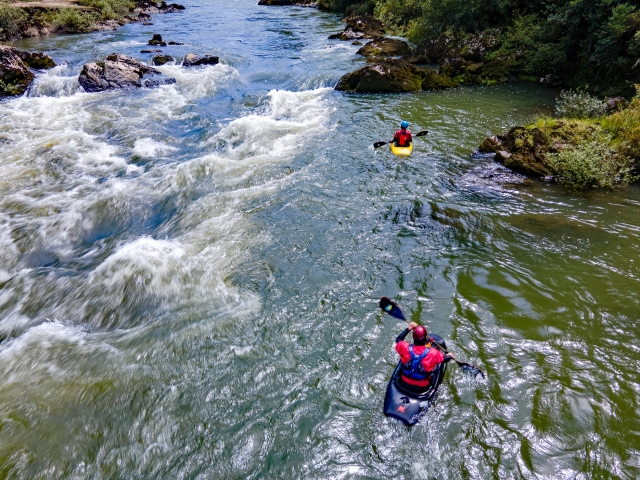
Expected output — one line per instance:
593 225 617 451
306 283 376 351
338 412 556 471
413 326 427 343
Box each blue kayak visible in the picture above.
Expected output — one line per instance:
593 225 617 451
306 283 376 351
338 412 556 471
383 333 448 425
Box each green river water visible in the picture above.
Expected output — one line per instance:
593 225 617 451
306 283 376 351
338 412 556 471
0 1 639 478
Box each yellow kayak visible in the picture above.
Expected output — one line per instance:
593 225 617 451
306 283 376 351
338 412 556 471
390 142 412 157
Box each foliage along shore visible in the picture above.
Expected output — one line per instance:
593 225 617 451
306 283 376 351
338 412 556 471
0 0 183 40
478 90 640 189
311 0 640 98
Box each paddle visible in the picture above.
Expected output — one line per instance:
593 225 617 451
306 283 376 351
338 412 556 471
373 130 429 149
379 296 485 379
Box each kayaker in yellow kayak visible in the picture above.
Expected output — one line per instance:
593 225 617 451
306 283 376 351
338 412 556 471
372 123 427 155
392 121 412 148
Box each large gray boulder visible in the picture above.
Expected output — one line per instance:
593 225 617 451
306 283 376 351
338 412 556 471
78 53 175 92
0 46 56 96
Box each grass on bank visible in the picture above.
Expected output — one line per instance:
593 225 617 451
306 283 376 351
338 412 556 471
0 0 135 38
526 90 640 189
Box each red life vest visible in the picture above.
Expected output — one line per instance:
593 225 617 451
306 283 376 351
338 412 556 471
401 345 434 387
394 129 411 147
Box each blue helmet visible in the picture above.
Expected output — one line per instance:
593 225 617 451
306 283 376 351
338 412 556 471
400 120 409 128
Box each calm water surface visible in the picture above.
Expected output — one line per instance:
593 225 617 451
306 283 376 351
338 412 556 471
1 1 639 478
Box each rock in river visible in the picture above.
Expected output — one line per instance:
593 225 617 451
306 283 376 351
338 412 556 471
148 33 167 46
356 38 411 58
329 15 385 41
0 46 56 96
182 54 219 67
336 59 421 93
335 59 456 93
152 55 175 66
78 53 176 92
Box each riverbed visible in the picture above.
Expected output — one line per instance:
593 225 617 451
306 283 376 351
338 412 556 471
1 1 639 478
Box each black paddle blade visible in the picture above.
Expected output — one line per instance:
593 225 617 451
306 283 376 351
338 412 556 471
415 130 429 137
457 361 485 379
373 141 388 148
379 297 405 321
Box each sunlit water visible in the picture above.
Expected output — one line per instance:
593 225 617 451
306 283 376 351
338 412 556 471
1 1 639 478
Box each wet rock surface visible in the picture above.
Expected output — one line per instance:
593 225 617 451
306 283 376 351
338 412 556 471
356 38 410 58
335 59 422 93
148 33 167 46
479 127 555 179
329 15 385 41
0 46 55 96
151 54 175 66
182 54 219 67
78 53 175 92
336 59 457 93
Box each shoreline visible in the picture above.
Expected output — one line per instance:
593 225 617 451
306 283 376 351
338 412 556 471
0 0 185 42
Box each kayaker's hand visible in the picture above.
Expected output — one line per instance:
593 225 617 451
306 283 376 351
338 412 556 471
408 322 418 331
447 352 455 359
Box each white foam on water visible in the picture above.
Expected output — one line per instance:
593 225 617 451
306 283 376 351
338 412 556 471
133 137 178 158
156 62 239 99
214 88 332 161
28 65 80 98
0 79 330 335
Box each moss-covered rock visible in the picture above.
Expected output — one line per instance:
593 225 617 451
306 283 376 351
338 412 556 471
356 38 410 58
328 15 384 41
0 46 56 96
418 68 458 90
335 59 422 93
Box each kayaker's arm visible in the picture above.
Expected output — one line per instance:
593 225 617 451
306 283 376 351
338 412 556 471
396 322 418 343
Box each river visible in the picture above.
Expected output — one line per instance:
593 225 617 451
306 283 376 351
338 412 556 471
1 1 639 478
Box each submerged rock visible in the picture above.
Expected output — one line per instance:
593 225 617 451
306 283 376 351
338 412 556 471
182 54 219 67
78 53 175 92
0 46 56 96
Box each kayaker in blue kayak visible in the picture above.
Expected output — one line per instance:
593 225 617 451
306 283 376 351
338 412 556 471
392 120 412 147
396 322 455 389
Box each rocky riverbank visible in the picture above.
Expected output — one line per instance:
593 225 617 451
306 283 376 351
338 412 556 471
0 45 55 95
478 91 640 189
0 0 185 40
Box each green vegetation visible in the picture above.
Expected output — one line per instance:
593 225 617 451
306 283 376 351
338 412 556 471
521 89 640 188
324 0 640 97
0 0 136 39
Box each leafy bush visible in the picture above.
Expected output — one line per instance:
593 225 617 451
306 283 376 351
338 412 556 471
555 89 607 119
547 141 635 189
0 5 28 40
50 9 98 33
79 0 135 20
601 88 640 160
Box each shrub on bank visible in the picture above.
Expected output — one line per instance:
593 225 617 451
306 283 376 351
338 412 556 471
547 141 636 189
555 89 607 119
0 5 27 40
511 89 640 189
